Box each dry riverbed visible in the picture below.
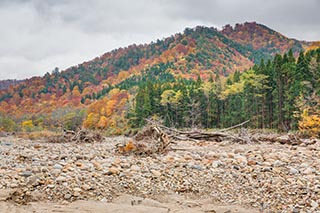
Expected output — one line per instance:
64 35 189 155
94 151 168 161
0 135 319 212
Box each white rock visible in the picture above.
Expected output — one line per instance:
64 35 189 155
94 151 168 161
300 163 309 168
272 160 285 167
212 160 223 168
100 197 107 202
289 167 299 175
56 176 67 182
47 184 55 189
74 187 82 192
10 183 18 188
150 170 161 177
53 164 63 170
64 193 72 199
234 154 247 165
130 165 141 172
302 167 315 175
311 200 319 208
82 184 91 191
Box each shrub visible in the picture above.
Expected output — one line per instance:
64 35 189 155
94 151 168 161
299 109 320 138
21 120 34 132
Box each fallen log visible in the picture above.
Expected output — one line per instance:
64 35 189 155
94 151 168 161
151 119 255 143
148 119 256 143
220 120 250 132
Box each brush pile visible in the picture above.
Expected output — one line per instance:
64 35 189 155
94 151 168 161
117 125 172 155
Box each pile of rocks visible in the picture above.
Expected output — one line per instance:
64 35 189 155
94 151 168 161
0 136 319 212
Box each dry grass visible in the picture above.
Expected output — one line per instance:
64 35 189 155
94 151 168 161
17 130 62 140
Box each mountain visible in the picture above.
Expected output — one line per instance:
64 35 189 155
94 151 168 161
220 22 306 62
0 25 255 115
0 22 318 133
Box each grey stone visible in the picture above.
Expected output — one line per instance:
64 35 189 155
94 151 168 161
212 160 223 168
130 165 140 172
289 167 299 175
191 164 203 170
292 207 300 213
311 201 318 208
272 160 284 167
64 193 72 199
56 176 67 182
53 164 63 170
261 167 272 172
20 171 33 177
2 141 12 146
150 170 161 177
47 184 55 189
302 167 315 175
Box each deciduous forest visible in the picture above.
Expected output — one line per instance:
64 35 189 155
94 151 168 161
0 22 319 137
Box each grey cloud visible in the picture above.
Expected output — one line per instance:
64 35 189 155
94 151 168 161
0 0 319 80
168 0 320 39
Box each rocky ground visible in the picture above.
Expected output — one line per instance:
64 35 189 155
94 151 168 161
0 135 319 212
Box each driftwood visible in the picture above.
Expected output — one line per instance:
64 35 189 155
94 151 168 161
139 120 313 145
48 129 103 143
117 125 172 155
220 120 250 132
118 120 251 155
144 119 249 143
117 120 317 155
135 125 172 154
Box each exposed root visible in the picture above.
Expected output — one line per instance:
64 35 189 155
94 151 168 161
117 125 172 155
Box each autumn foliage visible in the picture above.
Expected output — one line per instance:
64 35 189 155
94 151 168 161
222 22 303 60
83 88 130 134
299 111 320 137
0 22 318 135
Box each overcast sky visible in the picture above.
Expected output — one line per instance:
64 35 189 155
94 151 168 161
0 0 319 80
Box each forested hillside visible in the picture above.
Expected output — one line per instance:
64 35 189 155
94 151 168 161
127 48 320 136
221 22 304 62
0 22 318 136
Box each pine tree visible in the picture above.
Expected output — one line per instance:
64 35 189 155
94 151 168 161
273 54 286 130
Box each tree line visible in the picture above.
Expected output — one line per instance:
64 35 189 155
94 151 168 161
129 48 320 134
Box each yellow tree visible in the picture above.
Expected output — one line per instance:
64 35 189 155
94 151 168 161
72 86 81 97
22 120 34 132
83 113 99 129
97 116 108 129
